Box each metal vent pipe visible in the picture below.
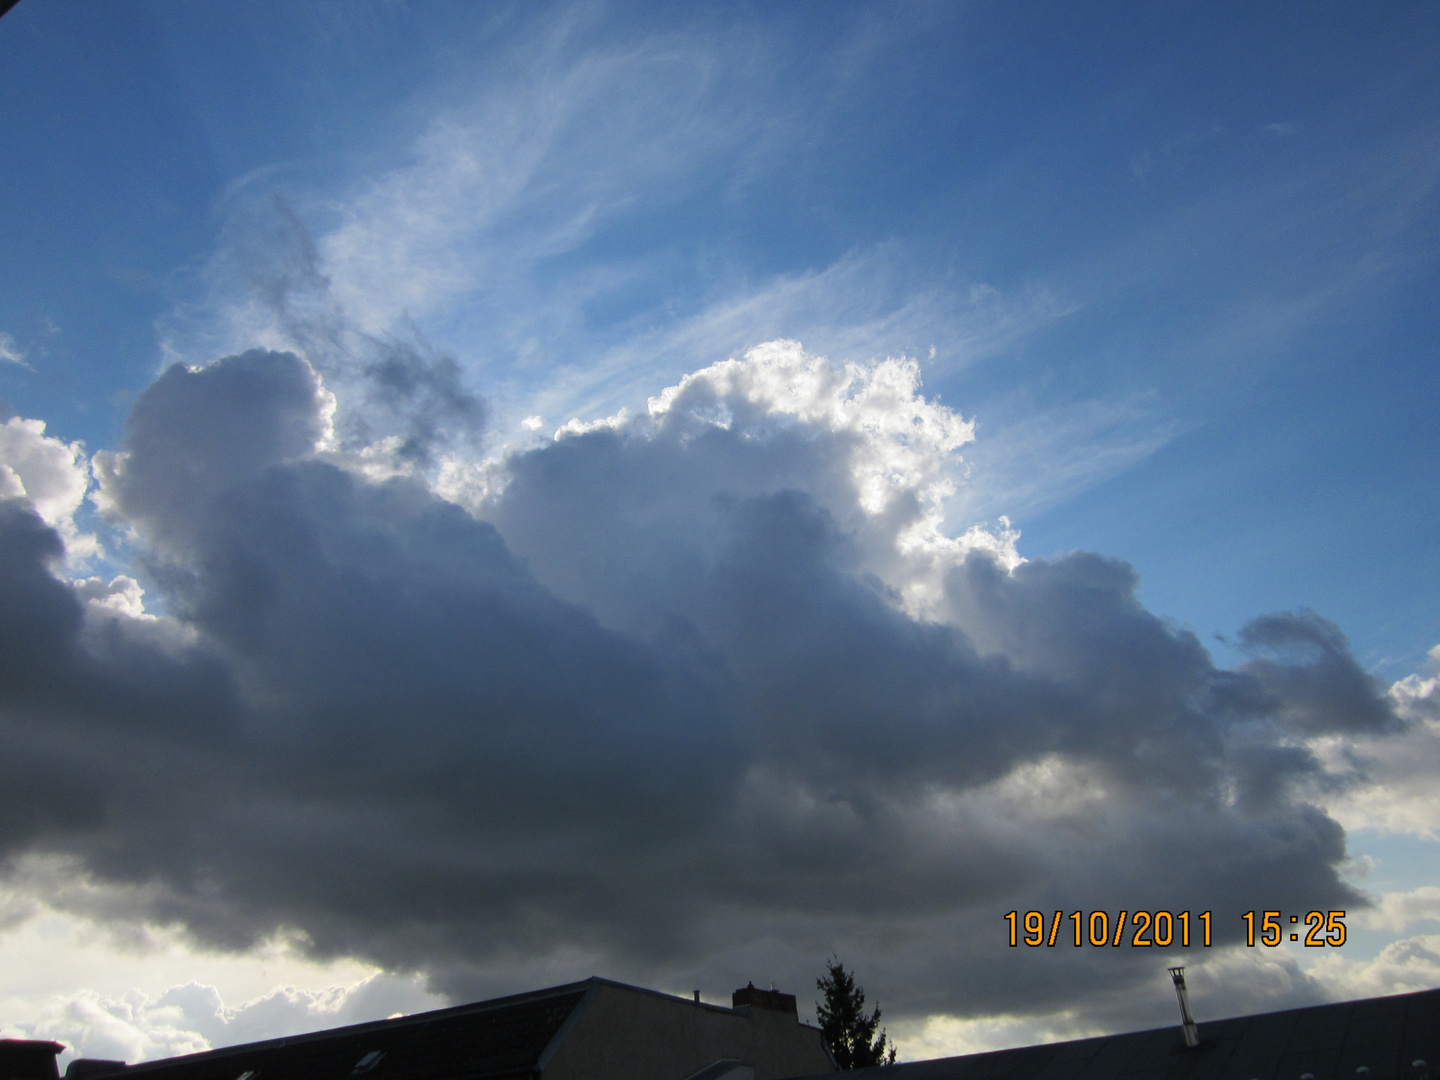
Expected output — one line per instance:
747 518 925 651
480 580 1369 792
1168 966 1200 1048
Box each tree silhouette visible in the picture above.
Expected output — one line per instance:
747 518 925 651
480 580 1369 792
816 957 898 1068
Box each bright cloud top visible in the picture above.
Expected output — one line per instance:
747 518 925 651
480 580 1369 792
643 342 974 526
0 416 95 559
539 340 1016 619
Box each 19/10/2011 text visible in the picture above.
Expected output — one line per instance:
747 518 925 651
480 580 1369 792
1005 911 1349 947
1004 910 1212 947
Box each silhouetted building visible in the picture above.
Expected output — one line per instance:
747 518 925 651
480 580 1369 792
1 1040 64 1080
783 985 1440 1080
29 978 835 1080
17 981 1440 1080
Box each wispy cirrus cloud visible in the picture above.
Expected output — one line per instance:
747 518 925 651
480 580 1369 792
0 332 29 369
160 9 1084 469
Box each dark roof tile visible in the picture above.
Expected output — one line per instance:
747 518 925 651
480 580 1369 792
782 989 1440 1080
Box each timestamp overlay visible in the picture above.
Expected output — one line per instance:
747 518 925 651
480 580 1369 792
1004 910 1349 948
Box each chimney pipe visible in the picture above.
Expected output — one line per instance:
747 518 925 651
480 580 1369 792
1168 966 1200 1048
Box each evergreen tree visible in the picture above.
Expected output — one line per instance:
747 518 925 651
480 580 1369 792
816 957 898 1068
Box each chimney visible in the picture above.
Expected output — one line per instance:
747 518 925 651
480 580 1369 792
1167 966 1200 1048
0 1039 65 1080
732 982 798 1016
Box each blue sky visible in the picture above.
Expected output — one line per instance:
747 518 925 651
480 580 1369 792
5 1 1434 673
1 0 1439 1065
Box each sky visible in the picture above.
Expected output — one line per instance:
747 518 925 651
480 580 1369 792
1 0 1438 1067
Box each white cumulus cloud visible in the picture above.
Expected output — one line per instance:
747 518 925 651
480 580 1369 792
0 416 96 559
1311 660 1440 838
4 975 441 1066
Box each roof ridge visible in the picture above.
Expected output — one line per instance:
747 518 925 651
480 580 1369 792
118 979 598 1070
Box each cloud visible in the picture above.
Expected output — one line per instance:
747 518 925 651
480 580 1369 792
169 203 483 474
1309 661 1440 837
942 389 1182 526
5 988 210 1065
158 13 1077 472
0 333 29 369
174 16 803 356
0 341 1421 1042
1305 934 1440 1003
3 975 440 1065
0 416 96 559
1361 886 1440 933
517 257 1076 444
72 576 153 621
477 341 1016 633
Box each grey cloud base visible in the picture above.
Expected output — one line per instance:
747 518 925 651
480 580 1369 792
0 350 1402 1028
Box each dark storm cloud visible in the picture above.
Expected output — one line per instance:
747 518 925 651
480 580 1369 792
0 348 1407 1028
358 338 486 465
1238 611 1400 736
228 199 488 465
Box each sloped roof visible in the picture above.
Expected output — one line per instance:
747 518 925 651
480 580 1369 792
782 987 1440 1080
116 980 594 1080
